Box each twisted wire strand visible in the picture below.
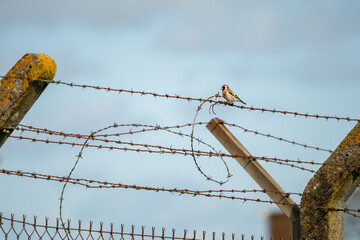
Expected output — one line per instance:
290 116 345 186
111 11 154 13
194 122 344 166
14 122 322 176
16 122 233 185
9 135 319 173
15 121 333 153
190 94 232 185
223 122 333 153
10 133 350 170
18 122 207 138
0 169 302 196
2 76 358 122
1 169 360 215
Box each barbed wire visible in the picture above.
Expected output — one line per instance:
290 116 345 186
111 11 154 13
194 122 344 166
223 121 333 153
58 123 119 240
3 122 328 182
10 130 355 170
344 210 360 218
0 169 302 197
18 122 207 138
42 79 360 122
8 135 317 173
2 73 359 231
2 76 358 122
6 121 336 172
14 121 333 153
10 122 322 173
10 130 359 174
14 122 232 185
2 169 360 215
191 94 231 185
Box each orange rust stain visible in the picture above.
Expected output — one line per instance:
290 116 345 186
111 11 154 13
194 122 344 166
336 122 360 152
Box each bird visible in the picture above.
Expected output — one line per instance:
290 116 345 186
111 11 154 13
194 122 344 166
221 85 246 105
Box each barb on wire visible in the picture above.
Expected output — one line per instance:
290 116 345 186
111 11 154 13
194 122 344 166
16 121 237 182
15 124 209 155
2 169 360 215
2 77 356 122
191 94 232 185
344 210 360 218
56 119 238 235
8 135 318 172
9 135 329 172
0 169 302 197
16 120 332 154
59 123 118 239
2 75 358 122
17 122 207 138
222 121 333 153
16 120 235 185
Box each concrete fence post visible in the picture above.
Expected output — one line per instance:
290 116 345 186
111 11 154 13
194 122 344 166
0 53 56 147
207 118 300 240
300 122 360 239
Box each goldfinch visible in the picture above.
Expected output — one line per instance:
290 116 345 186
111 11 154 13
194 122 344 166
221 85 246 105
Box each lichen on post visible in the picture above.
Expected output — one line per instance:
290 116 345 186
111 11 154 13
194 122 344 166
300 122 360 239
0 53 56 147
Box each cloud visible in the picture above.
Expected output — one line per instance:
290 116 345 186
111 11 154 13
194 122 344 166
2 0 359 49
1 0 360 85
156 1 360 53
0 0 166 27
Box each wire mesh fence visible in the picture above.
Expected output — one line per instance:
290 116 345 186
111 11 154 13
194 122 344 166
0 214 269 240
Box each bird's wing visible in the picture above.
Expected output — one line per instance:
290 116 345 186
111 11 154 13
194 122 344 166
228 89 240 100
229 88 246 104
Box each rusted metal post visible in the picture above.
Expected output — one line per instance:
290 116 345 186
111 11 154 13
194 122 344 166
206 118 300 240
300 122 360 239
0 53 56 147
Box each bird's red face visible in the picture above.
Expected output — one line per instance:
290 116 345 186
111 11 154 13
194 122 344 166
221 85 227 91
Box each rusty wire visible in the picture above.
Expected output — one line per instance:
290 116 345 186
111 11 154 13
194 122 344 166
2 75 358 122
18 122 207 138
1 169 360 215
13 124 324 184
190 94 232 185
343 210 360 218
25 78 359 122
10 133 353 171
58 123 120 240
0 169 302 197
15 121 333 153
8 135 318 173
12 123 320 173
9 123 333 174
7 121 336 172
222 121 333 153
16 121 233 185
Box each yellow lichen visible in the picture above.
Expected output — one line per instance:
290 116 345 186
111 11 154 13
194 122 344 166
0 53 56 106
0 77 14 106
335 123 360 152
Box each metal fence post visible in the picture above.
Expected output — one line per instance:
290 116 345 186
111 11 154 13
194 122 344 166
206 118 300 240
0 53 56 148
300 122 360 239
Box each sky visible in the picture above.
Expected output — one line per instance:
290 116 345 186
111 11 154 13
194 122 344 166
1 0 360 239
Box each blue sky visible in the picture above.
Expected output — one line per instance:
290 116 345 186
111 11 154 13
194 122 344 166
1 1 360 238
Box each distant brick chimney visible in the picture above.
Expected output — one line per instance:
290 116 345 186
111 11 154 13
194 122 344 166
269 213 292 239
